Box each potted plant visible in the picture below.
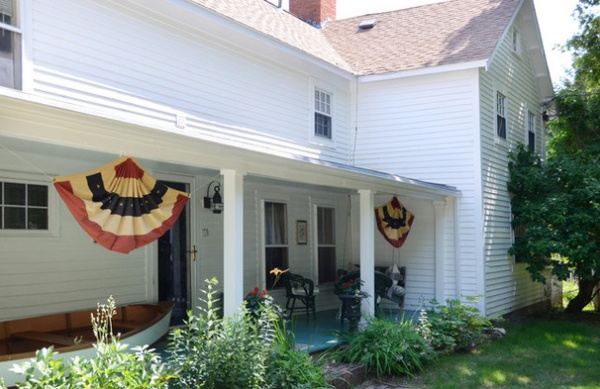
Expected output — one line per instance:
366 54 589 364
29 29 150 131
336 277 369 330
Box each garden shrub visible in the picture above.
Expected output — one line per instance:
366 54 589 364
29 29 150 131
168 278 279 389
417 298 493 354
265 320 332 388
333 316 435 377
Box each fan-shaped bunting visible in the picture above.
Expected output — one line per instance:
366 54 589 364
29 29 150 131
53 156 190 254
375 196 414 248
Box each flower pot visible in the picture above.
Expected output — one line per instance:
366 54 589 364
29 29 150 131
339 294 362 330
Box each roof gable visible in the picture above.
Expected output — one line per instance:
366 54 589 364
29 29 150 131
323 0 519 75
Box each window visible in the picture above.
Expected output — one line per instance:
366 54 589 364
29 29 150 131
496 92 507 139
512 28 521 55
314 88 332 139
1 181 48 230
527 111 536 152
265 202 288 288
317 206 336 284
0 0 22 89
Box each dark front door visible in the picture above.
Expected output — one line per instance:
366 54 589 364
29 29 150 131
158 181 190 325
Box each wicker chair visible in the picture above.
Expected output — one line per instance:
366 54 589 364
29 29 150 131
283 273 316 320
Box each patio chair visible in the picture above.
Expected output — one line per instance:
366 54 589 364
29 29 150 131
284 273 316 320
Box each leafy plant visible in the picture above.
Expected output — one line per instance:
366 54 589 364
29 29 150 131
333 316 435 377
167 278 279 389
265 320 332 388
418 298 492 354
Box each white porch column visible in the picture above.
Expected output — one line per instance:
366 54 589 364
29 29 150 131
358 189 375 317
221 169 244 317
433 200 448 303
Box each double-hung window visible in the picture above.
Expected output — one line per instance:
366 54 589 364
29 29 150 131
527 111 536 152
1 180 49 230
317 206 336 284
0 0 21 90
265 201 288 288
496 92 507 140
314 88 332 139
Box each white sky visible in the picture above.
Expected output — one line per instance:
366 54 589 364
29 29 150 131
336 0 580 87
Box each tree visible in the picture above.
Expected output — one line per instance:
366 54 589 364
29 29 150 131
507 1 600 313
509 142 600 312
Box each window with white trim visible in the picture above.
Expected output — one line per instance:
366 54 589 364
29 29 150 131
317 206 336 284
265 201 288 289
527 111 536 152
496 92 507 140
314 88 332 139
1 180 48 230
512 28 521 55
0 0 22 89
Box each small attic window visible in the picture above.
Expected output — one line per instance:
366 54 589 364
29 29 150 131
358 19 377 30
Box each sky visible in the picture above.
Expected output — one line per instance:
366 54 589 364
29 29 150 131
336 0 580 87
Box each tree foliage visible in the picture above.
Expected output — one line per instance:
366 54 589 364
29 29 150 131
568 0 600 86
509 143 600 312
508 0 600 313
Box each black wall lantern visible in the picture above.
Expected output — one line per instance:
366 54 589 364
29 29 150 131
204 181 223 214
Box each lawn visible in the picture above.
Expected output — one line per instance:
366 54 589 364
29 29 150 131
359 313 600 388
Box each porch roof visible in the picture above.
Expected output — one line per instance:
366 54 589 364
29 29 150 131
0 91 460 201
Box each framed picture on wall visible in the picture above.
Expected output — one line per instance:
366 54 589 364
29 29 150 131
296 220 307 245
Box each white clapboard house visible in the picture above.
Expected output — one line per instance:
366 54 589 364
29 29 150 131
0 0 553 322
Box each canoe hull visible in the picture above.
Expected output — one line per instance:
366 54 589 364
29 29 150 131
0 302 173 387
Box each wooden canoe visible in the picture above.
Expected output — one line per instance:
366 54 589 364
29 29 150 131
0 302 173 387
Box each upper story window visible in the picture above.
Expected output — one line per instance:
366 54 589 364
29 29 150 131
527 111 536 152
0 0 21 89
512 28 521 55
314 88 332 139
1 180 49 230
496 92 507 140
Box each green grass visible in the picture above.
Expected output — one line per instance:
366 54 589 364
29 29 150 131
370 316 600 388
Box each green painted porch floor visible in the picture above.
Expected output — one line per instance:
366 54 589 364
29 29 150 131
291 308 416 353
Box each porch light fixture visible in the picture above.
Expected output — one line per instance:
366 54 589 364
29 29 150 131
204 181 223 214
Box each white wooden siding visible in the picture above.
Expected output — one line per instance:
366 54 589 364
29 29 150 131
0 152 148 321
354 70 480 306
479 9 545 317
28 0 351 164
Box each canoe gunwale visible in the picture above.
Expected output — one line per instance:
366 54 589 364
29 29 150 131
0 301 174 363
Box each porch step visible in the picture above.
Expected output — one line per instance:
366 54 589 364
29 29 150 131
326 362 367 389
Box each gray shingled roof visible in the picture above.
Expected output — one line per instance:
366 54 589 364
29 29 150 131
191 0 520 76
190 0 352 71
323 0 520 75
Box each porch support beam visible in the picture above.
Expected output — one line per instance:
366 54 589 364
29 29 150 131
433 200 448 303
222 169 245 317
358 189 375 317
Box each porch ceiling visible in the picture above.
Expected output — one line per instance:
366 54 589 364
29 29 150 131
0 92 460 201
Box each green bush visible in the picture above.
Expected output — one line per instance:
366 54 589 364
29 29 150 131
417 298 492 354
333 316 435 377
167 278 278 389
4 296 176 389
266 321 332 388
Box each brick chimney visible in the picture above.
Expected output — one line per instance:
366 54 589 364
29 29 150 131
289 0 336 28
